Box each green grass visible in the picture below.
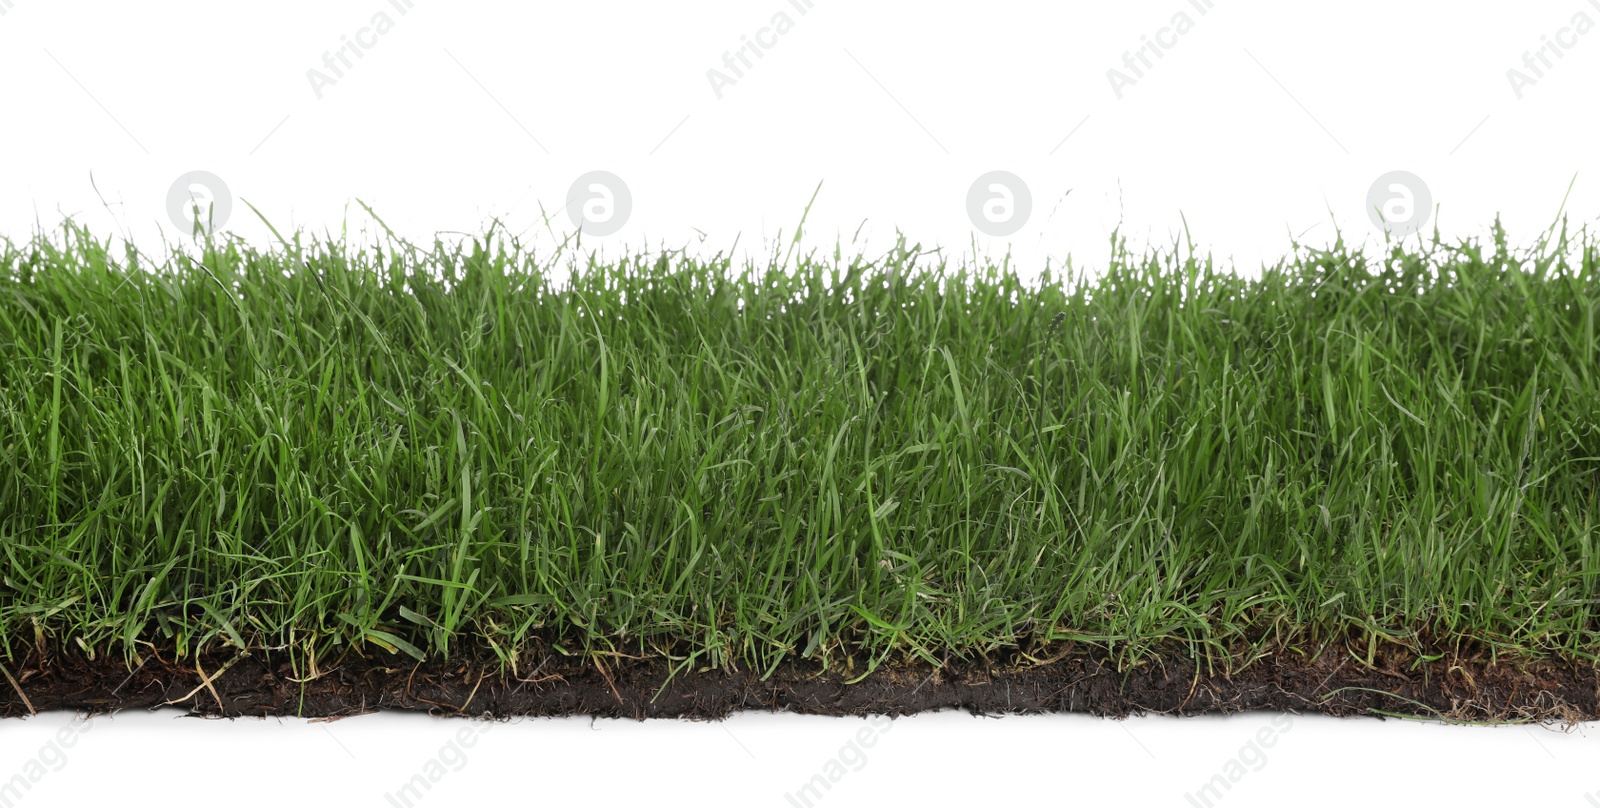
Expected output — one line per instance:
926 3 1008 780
2 219 1598 679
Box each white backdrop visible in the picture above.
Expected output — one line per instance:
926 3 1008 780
4 1 1600 805
3 1 1597 272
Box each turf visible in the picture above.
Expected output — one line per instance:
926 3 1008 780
2 218 1598 710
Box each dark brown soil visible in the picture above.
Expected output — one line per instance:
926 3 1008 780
4 638 1597 722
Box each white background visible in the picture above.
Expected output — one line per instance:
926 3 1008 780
3 1 1600 805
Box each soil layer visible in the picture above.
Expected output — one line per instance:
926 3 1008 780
4 640 1597 722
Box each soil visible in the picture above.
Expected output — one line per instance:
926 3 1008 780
4 637 1597 722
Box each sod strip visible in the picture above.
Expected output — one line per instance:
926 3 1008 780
2 223 1598 720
